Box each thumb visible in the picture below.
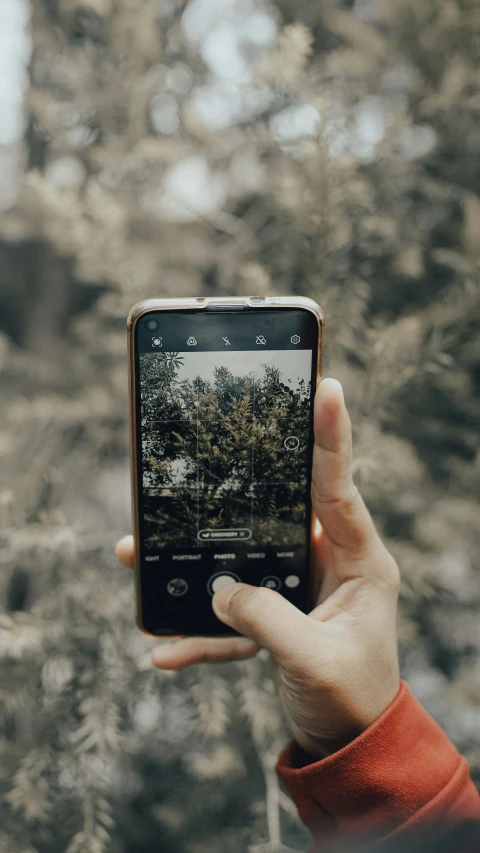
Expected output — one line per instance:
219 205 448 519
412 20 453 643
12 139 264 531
312 378 379 557
212 583 316 664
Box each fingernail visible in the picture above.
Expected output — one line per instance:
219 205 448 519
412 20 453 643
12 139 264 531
212 583 242 619
321 377 344 400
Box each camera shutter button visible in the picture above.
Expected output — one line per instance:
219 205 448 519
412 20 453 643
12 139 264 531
208 572 240 595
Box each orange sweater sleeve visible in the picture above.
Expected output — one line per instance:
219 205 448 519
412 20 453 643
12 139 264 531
276 681 480 850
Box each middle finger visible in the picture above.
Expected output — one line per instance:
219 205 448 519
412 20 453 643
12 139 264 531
152 636 259 669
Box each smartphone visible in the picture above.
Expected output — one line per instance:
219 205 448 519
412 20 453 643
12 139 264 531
128 296 324 637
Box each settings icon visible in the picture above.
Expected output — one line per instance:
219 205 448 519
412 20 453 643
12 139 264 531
152 336 163 347
290 334 301 345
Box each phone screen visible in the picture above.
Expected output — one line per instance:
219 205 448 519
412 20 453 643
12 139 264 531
133 307 319 635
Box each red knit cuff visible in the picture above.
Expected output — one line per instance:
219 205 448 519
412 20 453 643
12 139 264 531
276 681 476 837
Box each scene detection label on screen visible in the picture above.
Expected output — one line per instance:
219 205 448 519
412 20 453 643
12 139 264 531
198 528 252 541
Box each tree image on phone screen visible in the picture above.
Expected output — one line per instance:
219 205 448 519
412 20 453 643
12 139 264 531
140 349 311 551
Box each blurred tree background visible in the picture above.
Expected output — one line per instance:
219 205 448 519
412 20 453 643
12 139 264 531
1 0 479 851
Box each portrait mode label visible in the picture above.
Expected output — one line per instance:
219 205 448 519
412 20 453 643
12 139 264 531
172 554 202 561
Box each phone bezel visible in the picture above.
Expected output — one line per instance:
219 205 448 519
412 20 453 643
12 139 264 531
128 297 324 638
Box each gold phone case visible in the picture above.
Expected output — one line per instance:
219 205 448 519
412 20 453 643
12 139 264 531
127 296 325 637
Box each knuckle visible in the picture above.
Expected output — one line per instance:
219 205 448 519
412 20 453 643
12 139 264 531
239 585 279 621
385 554 401 594
224 584 254 623
310 474 329 505
224 640 240 660
311 478 361 515
345 479 360 504
195 644 209 664
372 547 401 595
230 639 258 660
196 643 217 665
341 482 365 523
229 585 282 639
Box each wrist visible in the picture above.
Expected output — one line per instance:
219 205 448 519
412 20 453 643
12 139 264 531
291 677 402 760
292 722 367 761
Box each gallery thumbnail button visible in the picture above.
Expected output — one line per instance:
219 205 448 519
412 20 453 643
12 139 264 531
208 572 240 595
198 528 252 541
166 578 189 597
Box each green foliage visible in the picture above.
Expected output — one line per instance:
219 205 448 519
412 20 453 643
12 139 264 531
141 354 311 549
0 0 479 851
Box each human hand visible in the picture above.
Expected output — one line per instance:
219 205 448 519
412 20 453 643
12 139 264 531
116 378 400 758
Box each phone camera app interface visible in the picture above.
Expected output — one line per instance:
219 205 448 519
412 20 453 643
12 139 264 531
136 309 317 619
